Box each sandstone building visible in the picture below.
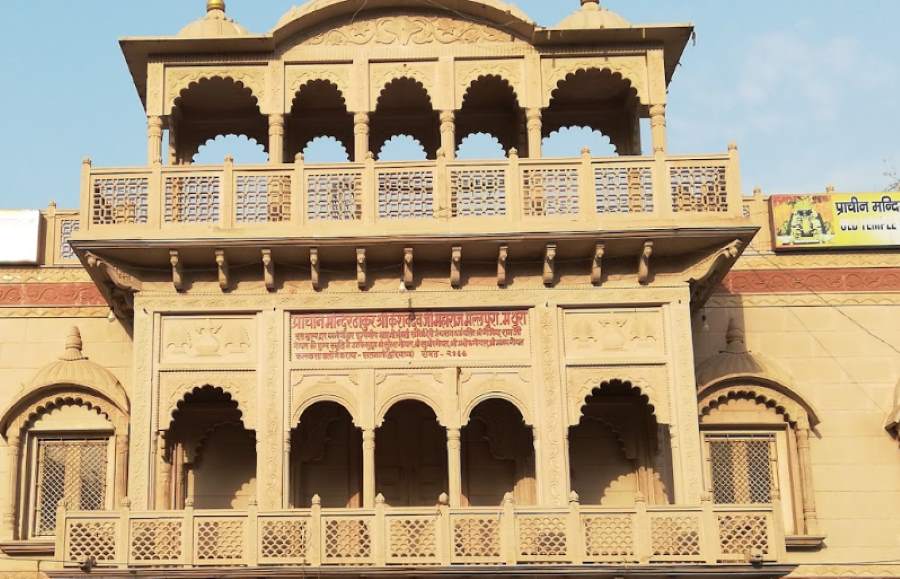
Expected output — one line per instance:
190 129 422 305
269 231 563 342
0 1 897 577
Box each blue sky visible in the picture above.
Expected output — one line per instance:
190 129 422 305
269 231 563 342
1 0 898 209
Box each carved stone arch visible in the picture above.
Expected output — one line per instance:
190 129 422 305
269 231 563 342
543 60 646 108
287 70 351 111
698 378 820 430
376 393 447 428
462 393 532 428
8 391 126 440
166 67 267 115
189 420 252 466
567 368 669 427
159 372 257 432
293 391 361 429
456 66 522 110
374 71 435 110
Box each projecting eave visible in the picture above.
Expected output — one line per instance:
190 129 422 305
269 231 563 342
534 23 694 85
119 35 275 109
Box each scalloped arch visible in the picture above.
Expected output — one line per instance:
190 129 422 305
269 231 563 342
460 72 521 109
543 125 620 156
698 380 820 429
568 376 666 427
377 133 428 160
167 70 266 115
6 392 126 440
545 64 644 108
289 75 349 111
191 133 269 164
376 75 434 110
165 383 255 432
190 421 254 466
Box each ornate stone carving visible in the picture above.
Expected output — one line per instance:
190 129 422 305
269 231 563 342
300 15 515 47
372 62 437 107
290 371 362 427
541 56 648 106
687 239 744 309
285 65 351 109
536 307 565 505
455 60 523 106
84 252 142 319
566 366 670 426
374 370 454 428
720 266 900 294
458 369 533 426
158 370 257 431
563 309 664 361
164 66 266 114
0 283 104 307
160 317 254 365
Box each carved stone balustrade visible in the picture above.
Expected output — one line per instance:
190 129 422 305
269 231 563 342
55 499 785 572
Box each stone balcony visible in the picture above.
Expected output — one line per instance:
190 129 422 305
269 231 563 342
55 496 785 574
74 150 746 248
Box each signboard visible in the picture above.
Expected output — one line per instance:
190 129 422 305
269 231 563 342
770 193 900 251
291 310 529 363
0 210 40 264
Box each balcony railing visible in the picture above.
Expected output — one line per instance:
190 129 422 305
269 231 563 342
57 497 782 569
77 150 745 241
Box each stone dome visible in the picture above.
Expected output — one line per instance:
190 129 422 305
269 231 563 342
179 0 249 38
556 0 630 30
695 319 793 389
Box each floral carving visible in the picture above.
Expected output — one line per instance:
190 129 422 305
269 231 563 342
162 318 252 362
285 67 351 109
0 283 104 307
165 66 266 114
537 307 565 505
542 57 647 106
301 15 514 46
720 266 900 294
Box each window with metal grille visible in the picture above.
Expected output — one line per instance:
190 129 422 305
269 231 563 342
33 438 110 536
706 434 776 505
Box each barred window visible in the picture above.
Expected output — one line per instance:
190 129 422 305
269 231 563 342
705 434 777 505
32 437 111 536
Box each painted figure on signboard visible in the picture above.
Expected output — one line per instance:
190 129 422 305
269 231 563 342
774 195 834 247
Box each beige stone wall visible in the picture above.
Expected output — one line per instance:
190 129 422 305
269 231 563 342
697 299 900 565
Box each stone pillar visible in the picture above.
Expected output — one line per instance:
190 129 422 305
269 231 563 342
283 434 292 509
147 116 163 165
354 112 370 162
447 427 462 507
526 108 543 159
650 104 667 154
155 434 168 510
362 429 376 508
795 425 820 535
114 432 129 506
268 114 285 164
439 111 456 160
3 433 20 540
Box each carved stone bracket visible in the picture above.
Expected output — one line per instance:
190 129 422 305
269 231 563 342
688 239 745 310
83 252 142 320
450 246 462 289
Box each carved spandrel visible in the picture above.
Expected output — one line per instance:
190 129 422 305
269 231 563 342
300 14 518 46
160 317 255 365
563 309 665 360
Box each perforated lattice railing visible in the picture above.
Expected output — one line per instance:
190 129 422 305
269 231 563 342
708 436 776 504
235 174 292 223
91 177 149 225
59 218 80 260
595 166 654 214
670 164 729 213
307 172 363 221
522 168 580 216
165 175 221 223
450 168 507 217
35 438 108 535
377 170 435 219
59 502 782 569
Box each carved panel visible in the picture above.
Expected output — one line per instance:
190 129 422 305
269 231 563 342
0 283 104 307
566 366 670 426
158 370 257 431
455 59 523 107
458 369 533 426
374 369 455 428
164 66 267 114
160 317 255 366
563 309 665 362
300 15 517 47
540 56 648 106
290 371 363 427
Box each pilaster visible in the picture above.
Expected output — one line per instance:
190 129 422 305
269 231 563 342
129 306 155 509
532 305 567 506
257 309 285 510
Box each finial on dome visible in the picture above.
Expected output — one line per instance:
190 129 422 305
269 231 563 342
61 327 87 362
581 0 599 5
207 0 225 13
724 318 747 353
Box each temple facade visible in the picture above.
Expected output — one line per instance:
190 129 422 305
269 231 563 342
0 1 897 577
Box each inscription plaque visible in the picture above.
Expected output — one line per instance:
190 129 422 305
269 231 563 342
291 310 529 362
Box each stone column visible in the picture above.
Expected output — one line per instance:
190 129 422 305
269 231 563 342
354 112 370 162
439 111 456 160
362 429 376 508
114 432 129 506
650 104 667 154
147 116 163 165
795 425 820 535
447 427 462 507
268 114 285 164
526 108 543 159
3 433 20 540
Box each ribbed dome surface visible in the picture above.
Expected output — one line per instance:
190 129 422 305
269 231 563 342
556 1 630 30
695 319 793 389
